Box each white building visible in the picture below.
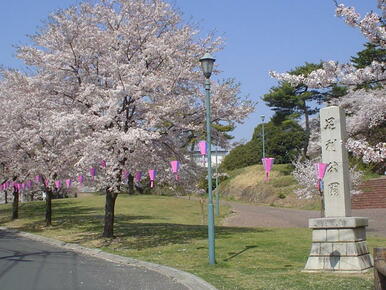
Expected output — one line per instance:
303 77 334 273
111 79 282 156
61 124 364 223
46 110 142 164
191 149 228 168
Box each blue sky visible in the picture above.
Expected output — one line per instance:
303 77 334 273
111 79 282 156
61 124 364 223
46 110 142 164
0 0 379 142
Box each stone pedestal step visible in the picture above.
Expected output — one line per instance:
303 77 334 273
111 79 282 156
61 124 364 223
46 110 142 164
305 217 372 272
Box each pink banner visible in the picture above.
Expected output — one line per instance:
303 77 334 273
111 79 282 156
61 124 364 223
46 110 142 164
134 171 142 183
26 180 33 189
170 160 180 180
315 163 328 180
55 180 61 189
35 175 42 183
78 175 84 184
315 162 328 191
262 157 275 181
65 179 72 188
148 170 156 188
198 141 207 155
101 160 107 168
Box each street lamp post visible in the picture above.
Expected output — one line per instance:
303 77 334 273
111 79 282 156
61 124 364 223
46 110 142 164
199 52 216 265
261 115 265 158
215 142 219 216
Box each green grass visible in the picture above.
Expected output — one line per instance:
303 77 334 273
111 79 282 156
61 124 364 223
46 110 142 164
0 195 384 289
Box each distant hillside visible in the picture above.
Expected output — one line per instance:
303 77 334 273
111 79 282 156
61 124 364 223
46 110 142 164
217 164 319 210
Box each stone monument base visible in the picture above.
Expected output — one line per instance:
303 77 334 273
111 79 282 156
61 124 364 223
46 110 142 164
304 217 373 272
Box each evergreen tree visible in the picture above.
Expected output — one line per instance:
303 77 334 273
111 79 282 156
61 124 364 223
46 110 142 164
263 62 346 155
351 43 386 89
220 115 306 171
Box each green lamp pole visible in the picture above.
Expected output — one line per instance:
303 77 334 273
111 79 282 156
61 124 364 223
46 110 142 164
261 115 265 158
200 52 216 265
215 142 220 216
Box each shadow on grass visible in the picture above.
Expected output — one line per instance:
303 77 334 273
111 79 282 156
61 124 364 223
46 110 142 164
2 200 270 251
110 223 268 250
224 245 258 261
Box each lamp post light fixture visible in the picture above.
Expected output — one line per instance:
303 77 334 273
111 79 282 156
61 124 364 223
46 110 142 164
260 115 266 159
199 52 216 265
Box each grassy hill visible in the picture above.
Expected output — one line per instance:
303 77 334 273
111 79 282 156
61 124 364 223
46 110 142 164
217 164 320 210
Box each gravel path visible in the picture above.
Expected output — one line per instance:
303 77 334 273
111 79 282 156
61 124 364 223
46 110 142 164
223 201 386 237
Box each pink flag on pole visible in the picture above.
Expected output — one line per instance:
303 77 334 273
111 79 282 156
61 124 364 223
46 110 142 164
315 163 328 180
65 179 72 188
78 175 84 184
198 141 207 166
90 168 96 180
198 141 207 155
315 162 328 191
134 171 142 183
55 180 61 189
262 157 275 181
148 170 156 188
101 160 107 168
170 160 180 180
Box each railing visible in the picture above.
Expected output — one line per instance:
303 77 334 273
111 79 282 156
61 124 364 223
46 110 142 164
374 248 386 290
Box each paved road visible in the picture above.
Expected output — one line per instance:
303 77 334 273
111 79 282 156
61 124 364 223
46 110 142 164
223 201 386 237
0 230 186 290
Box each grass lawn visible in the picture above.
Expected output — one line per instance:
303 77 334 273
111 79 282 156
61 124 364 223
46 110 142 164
0 194 384 289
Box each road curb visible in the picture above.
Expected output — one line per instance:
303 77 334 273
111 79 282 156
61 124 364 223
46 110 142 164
0 226 217 290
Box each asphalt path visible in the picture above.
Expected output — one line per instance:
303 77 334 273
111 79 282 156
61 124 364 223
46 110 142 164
223 201 386 237
0 230 187 290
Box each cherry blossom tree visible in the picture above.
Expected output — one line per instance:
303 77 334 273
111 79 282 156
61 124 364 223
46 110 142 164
6 0 254 237
0 70 84 224
270 0 385 165
292 159 362 217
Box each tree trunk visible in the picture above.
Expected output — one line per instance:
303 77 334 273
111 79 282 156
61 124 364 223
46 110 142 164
127 174 134 195
102 190 118 237
4 191 8 204
45 190 52 226
12 190 19 220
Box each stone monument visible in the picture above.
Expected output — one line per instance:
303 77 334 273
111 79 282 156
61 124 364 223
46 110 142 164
304 106 373 272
